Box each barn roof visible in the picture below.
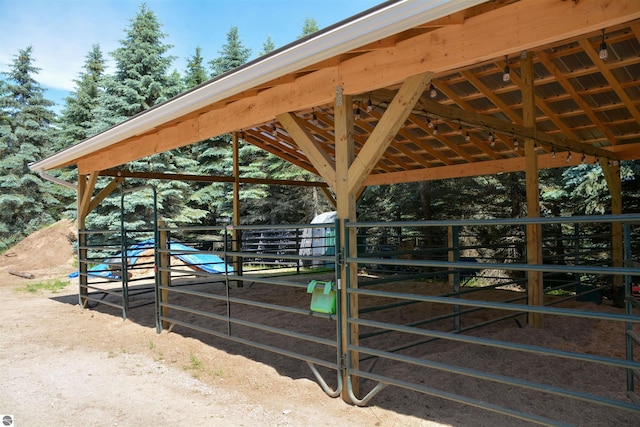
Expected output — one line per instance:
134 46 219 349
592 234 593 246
30 0 640 187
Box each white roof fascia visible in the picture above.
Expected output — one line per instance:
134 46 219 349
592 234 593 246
30 0 489 173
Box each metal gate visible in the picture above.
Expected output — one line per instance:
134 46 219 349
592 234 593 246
77 185 158 319
76 213 640 424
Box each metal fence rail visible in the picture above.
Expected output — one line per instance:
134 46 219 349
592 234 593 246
154 222 342 397
344 214 640 425
75 213 640 424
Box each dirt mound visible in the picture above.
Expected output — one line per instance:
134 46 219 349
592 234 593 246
0 219 77 278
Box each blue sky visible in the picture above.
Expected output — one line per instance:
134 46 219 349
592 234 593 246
0 0 382 112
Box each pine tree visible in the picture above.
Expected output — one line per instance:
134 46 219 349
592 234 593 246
182 27 253 225
58 45 106 146
209 26 251 77
90 4 180 134
84 5 203 234
299 18 320 38
184 47 209 88
260 35 276 57
0 47 58 250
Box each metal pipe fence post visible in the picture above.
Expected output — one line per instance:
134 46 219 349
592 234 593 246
78 228 88 308
449 226 461 332
157 221 170 332
624 223 635 396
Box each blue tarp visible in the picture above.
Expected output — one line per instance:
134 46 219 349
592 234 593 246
69 239 233 278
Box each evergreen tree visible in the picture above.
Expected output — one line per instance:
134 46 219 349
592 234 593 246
84 5 203 234
209 26 251 77
0 47 58 250
184 47 209 88
58 45 106 146
188 134 234 225
260 35 276 57
299 18 320 38
90 4 179 134
183 27 253 225
54 45 107 221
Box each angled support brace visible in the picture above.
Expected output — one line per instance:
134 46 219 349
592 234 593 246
277 112 337 189
348 72 433 194
78 171 99 220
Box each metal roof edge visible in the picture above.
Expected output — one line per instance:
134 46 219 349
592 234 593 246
30 0 488 173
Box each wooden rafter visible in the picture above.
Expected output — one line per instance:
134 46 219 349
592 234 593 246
418 99 614 160
72 0 640 175
535 50 618 145
363 152 596 186
579 38 640 125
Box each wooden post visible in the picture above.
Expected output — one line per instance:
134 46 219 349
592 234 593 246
601 160 624 307
77 174 88 308
522 51 544 327
334 88 359 400
158 220 171 330
232 132 243 287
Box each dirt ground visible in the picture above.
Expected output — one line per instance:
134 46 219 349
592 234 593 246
0 221 638 426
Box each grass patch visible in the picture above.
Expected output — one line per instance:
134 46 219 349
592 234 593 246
184 354 204 378
545 288 575 297
184 354 204 371
461 276 494 288
16 279 69 294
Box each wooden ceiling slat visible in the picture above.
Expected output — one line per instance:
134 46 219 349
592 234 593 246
536 50 619 145
578 38 640 125
460 71 522 125
69 2 639 189
405 113 469 164
504 60 578 145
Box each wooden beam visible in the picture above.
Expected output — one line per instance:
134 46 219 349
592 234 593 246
77 174 88 307
601 159 624 306
158 220 171 330
78 172 98 219
86 177 124 215
78 67 340 174
348 72 432 194
522 52 543 328
605 143 640 160
277 112 337 189
340 0 640 94
99 169 328 187
418 98 614 161
74 0 639 174
362 152 597 186
320 187 336 208
334 89 358 402
232 132 243 287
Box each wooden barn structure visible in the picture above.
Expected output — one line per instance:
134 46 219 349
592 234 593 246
30 0 640 424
